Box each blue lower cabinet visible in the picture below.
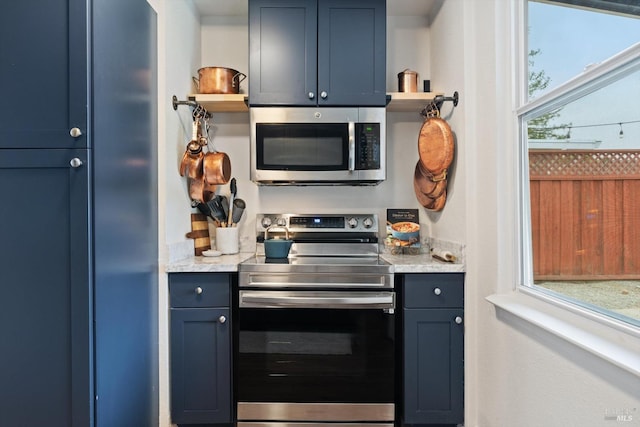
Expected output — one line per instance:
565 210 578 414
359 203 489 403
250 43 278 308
402 273 464 425
169 273 232 425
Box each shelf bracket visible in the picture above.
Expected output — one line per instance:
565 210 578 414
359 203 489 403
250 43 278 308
172 95 212 119
433 91 459 111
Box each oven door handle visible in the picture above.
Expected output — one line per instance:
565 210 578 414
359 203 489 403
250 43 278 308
239 290 395 310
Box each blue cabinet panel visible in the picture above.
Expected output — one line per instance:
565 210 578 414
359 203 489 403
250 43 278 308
169 273 233 425
0 1 87 148
170 308 232 425
402 273 464 426
317 0 386 106
92 0 158 426
403 308 464 425
0 149 91 427
249 0 385 106
249 0 317 105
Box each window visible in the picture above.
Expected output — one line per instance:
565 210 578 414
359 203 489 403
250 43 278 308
519 0 640 326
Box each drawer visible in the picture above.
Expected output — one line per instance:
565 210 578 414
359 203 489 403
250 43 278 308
403 273 464 308
169 273 231 308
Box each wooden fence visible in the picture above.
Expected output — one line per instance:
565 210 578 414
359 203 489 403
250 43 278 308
529 150 640 280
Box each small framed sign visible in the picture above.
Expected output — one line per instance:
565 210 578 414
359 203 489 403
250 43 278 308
385 209 420 254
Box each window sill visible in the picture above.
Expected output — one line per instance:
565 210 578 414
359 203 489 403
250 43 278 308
486 291 640 377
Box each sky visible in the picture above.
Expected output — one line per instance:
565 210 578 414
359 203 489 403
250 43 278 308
527 2 640 148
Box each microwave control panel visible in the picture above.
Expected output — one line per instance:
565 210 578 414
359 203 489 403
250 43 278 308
355 123 381 170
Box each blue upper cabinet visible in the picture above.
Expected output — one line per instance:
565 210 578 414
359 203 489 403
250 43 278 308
249 0 386 107
0 0 88 149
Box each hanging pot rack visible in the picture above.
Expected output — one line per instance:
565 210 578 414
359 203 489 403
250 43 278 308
433 91 459 110
172 95 212 119
420 91 459 118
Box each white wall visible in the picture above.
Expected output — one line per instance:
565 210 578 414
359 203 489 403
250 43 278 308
157 1 201 426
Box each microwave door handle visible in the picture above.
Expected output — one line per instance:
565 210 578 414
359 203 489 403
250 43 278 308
348 122 355 171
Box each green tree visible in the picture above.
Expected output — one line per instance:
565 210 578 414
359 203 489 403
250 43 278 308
527 48 571 140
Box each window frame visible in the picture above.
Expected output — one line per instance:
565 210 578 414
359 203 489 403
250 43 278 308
515 1 640 335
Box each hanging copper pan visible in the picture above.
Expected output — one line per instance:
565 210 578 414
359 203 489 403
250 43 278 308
417 116 454 180
413 174 436 208
203 151 231 185
188 175 217 204
414 161 447 199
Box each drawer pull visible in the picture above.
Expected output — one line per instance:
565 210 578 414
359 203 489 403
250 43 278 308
195 286 203 295
218 315 227 324
433 287 442 296
455 316 463 324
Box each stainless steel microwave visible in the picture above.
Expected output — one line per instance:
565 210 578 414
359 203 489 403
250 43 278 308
250 107 386 185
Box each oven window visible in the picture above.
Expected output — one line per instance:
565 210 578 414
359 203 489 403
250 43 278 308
237 307 395 403
256 123 349 170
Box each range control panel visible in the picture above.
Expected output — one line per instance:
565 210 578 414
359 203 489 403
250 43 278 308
257 213 378 233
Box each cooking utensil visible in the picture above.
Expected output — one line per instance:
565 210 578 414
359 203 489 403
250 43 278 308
179 121 205 178
206 196 227 226
194 200 212 218
417 116 454 181
414 161 447 199
220 195 230 225
188 175 216 204
185 213 211 255
413 174 436 208
263 226 293 259
227 177 237 227
203 151 231 185
231 198 245 226
193 67 247 94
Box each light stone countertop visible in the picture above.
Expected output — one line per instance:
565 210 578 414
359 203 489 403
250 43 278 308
165 251 464 274
165 252 255 273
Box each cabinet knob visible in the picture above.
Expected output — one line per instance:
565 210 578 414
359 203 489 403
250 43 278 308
308 92 315 99
218 315 227 324
195 286 203 295
455 316 463 324
70 127 83 138
320 91 328 99
433 287 442 296
69 158 83 168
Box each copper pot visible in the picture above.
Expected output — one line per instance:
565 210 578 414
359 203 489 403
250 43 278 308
203 151 231 185
193 67 247 94
188 175 217 204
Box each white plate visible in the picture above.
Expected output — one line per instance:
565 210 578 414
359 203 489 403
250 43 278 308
202 249 222 257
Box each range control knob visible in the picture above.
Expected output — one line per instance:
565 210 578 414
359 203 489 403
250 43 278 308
261 217 273 228
276 217 287 227
362 217 374 229
347 217 358 228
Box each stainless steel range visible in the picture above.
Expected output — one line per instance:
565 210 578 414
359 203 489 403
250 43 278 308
237 213 395 427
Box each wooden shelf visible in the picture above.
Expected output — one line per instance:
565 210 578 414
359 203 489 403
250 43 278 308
188 94 248 112
385 92 445 112
188 92 445 113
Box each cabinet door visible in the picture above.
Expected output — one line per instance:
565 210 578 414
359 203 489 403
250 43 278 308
403 308 464 425
0 0 87 148
249 0 317 106
317 0 386 106
170 308 232 425
0 149 91 427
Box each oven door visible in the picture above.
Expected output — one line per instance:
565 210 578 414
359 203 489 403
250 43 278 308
237 290 395 424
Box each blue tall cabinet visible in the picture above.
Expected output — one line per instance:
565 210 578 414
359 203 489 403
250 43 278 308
0 0 158 426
